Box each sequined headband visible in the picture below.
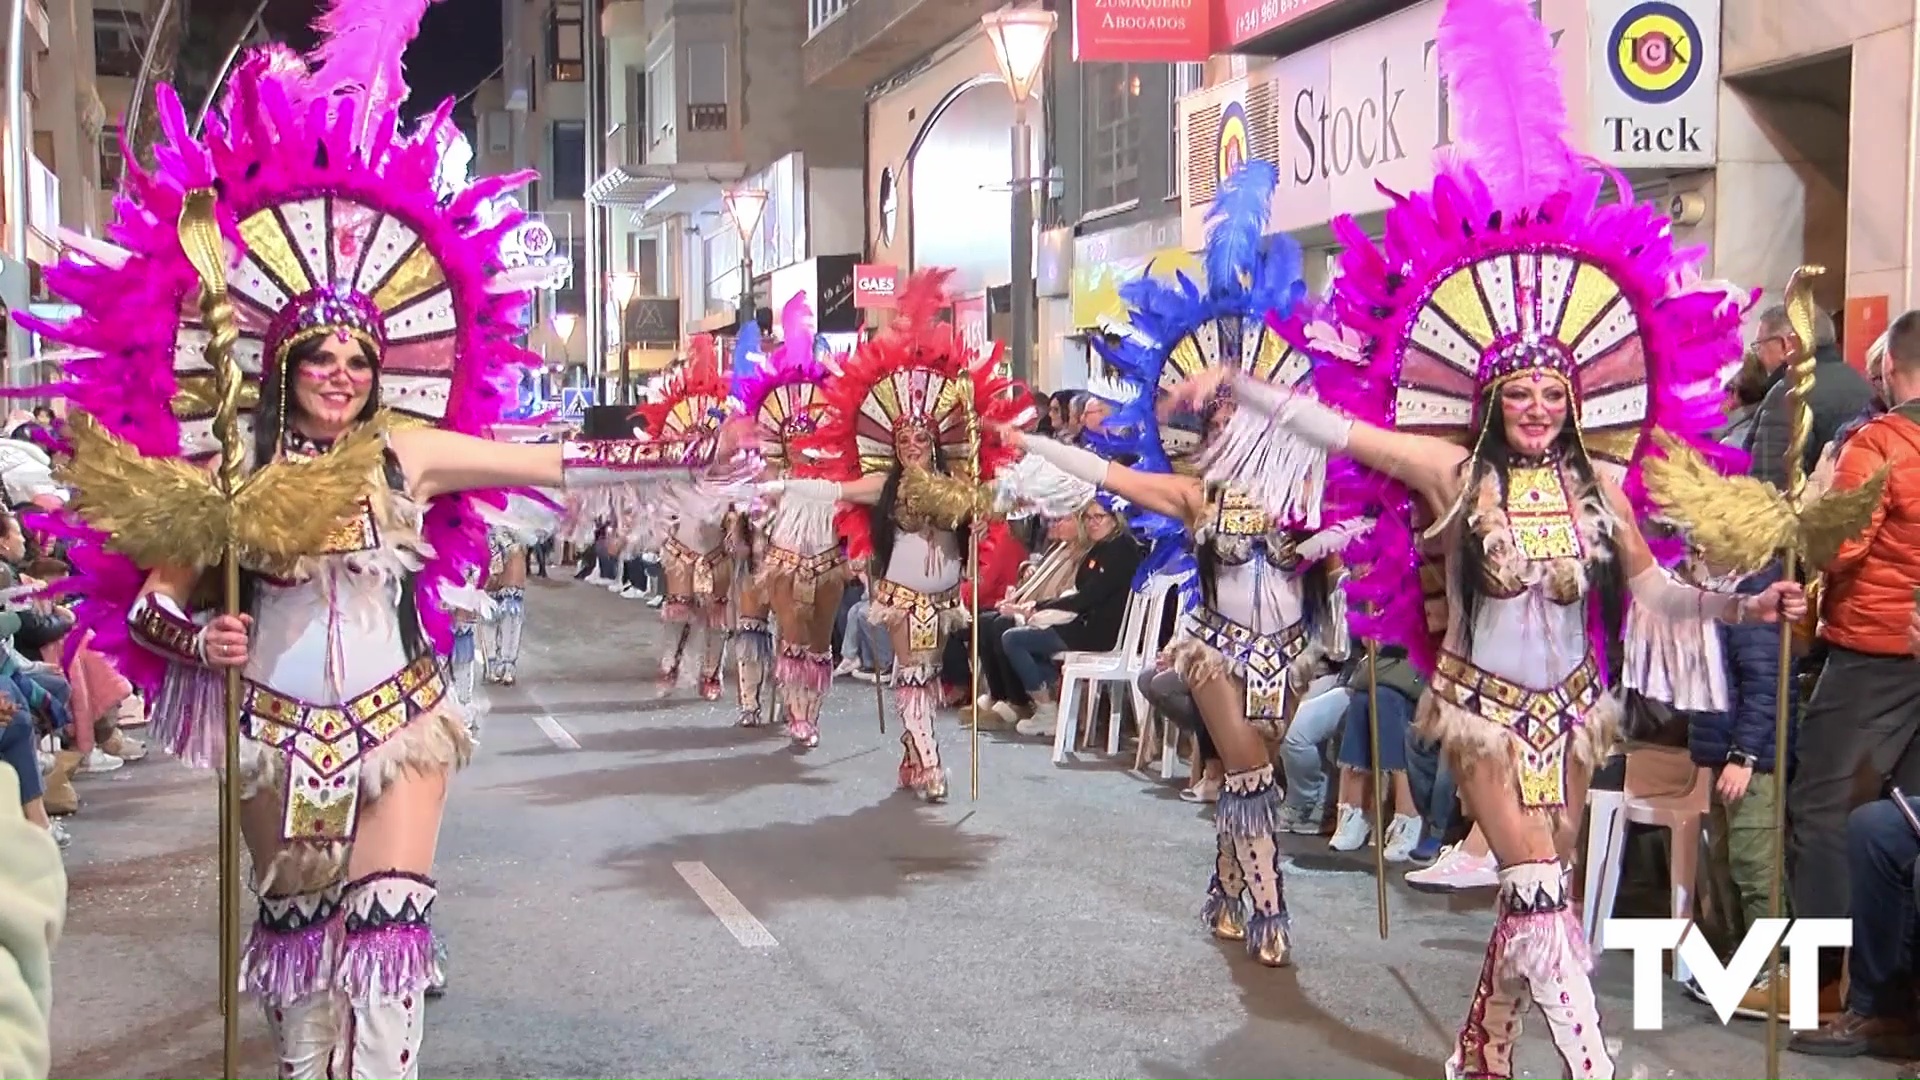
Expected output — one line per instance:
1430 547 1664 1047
1481 334 1576 397
267 288 386 368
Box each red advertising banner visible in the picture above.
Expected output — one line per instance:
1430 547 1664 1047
852 263 900 309
952 294 990 356
1075 0 1211 62
1214 0 1345 49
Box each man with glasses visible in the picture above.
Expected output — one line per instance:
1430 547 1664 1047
1743 302 1874 491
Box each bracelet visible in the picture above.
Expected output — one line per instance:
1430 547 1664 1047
128 593 207 666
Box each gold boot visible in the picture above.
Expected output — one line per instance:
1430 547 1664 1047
1253 925 1292 968
922 771 948 803
1210 904 1247 942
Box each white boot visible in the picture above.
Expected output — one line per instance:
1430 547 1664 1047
242 888 344 1080
337 873 437 1079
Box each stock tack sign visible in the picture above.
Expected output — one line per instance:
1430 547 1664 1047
1075 0 1210 62
1588 0 1718 167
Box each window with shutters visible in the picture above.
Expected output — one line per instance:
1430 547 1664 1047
1084 62 1142 212
547 1 584 82
1167 63 1204 199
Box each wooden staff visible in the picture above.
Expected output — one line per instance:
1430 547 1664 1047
964 377 983 803
1766 265 1823 1080
177 189 245 1080
1366 640 1389 940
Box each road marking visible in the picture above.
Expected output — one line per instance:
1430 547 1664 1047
674 861 778 948
531 712 579 750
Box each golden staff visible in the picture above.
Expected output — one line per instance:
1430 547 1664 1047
1366 640 1389 940
963 370 982 803
178 188 246 1080
1644 264 1887 1080
1762 265 1824 1080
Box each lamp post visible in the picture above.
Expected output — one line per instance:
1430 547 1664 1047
549 311 579 400
982 5 1055 385
724 186 769 335
609 272 639 404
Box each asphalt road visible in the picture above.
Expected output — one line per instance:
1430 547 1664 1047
46 575 1901 1079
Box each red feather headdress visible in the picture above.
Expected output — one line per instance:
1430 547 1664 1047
632 334 737 440
802 268 1034 558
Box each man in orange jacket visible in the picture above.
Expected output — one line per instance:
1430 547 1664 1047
1789 308 1920 1039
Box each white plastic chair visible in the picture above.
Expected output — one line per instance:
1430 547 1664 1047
1581 746 1712 983
1052 574 1178 765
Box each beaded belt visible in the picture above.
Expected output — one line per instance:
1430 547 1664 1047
243 654 446 845
1186 608 1310 722
871 578 962 655
664 534 727 594
764 545 845 605
1430 650 1601 811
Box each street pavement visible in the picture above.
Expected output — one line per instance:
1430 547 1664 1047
47 575 1901 1079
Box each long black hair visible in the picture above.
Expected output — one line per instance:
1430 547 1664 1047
236 335 428 662
870 439 968 574
1450 396 1625 657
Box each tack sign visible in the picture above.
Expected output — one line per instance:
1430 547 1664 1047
853 264 899 309
1587 0 1718 168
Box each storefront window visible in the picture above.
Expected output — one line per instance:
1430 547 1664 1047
1168 63 1204 199
1084 62 1143 212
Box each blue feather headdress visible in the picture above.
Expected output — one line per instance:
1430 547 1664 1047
1083 160 1310 605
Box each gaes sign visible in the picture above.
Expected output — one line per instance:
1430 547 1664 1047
852 264 900 309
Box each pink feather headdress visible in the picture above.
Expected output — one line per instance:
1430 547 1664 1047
734 294 832 475
16 0 544 699
1309 0 1750 673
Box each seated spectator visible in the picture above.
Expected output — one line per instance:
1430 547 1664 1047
1789 796 1920 1063
938 520 1028 707
1329 646 1423 861
966 512 1095 730
0 763 62 1079
1404 698 1459 863
1277 674 1351 828
1005 499 1140 737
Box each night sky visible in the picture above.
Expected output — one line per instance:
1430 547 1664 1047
268 0 505 121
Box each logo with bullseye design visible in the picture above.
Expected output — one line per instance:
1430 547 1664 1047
1216 101 1249 186
1607 1 1702 104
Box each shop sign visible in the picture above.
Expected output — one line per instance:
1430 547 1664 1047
1586 0 1719 167
1180 0 1591 246
953 294 990 356
1216 0 1346 50
1075 0 1211 63
853 263 900 308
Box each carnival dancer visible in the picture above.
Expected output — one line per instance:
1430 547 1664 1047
786 270 1031 800
29 16 746 1076
636 337 742 701
736 296 840 745
1180 0 1804 1071
994 161 1361 968
481 524 527 685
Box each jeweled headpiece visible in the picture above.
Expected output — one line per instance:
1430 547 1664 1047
270 288 386 367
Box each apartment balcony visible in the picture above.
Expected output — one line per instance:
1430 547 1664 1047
589 123 744 221
803 0 1003 89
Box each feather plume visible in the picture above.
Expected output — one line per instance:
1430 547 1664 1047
1204 161 1278 299
304 0 439 117
776 292 815 365
885 269 954 340
1640 432 1796 574
1435 0 1577 207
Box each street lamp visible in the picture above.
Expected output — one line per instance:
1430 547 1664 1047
609 272 640 404
549 311 579 399
724 186 769 332
982 5 1055 385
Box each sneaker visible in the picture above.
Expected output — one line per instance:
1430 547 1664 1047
833 658 861 678
45 820 70 849
77 749 124 775
1381 813 1422 863
1328 804 1372 851
620 586 647 599
1409 834 1444 865
1277 802 1324 834
646 595 665 609
116 695 148 728
850 667 879 684
1788 1008 1920 1057
1405 842 1499 892
1015 703 1056 739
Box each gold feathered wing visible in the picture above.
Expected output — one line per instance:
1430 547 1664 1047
1643 430 1886 573
898 465 993 530
59 411 390 575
